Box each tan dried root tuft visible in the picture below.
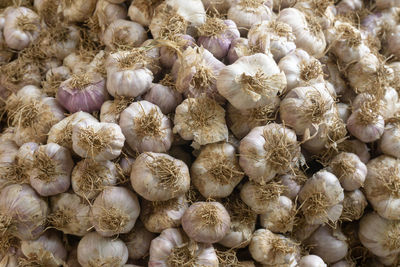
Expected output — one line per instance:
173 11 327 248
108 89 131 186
206 156 244 185
160 73 176 88
146 155 182 192
249 104 277 123
383 222 400 251
106 97 134 116
77 126 114 158
167 242 197 267
76 160 108 196
311 0 333 16
186 185 205 204
110 26 134 51
269 20 293 38
305 14 322 35
0 163 29 185
238 0 265 10
300 60 324 82
215 247 239 266
357 97 381 125
320 117 348 163
197 16 227 37
33 149 59 183
187 97 218 129
190 64 216 93
42 73 65 98
116 48 154 70
254 180 286 203
158 5 188 40
240 69 277 96
224 194 257 227
270 235 297 256
372 163 400 199
16 15 38 32
69 73 93 90
331 156 356 181
134 107 163 138
87 257 122 267
301 191 335 225
47 208 73 230
340 197 363 222
301 89 332 124
195 204 222 229
337 23 362 47
94 206 129 233
0 214 16 255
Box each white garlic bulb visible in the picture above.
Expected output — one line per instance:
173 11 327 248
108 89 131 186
336 0 363 14
249 228 300 266
299 255 327 267
72 120 125 161
144 82 183 115
359 212 400 258
298 170 344 225
41 25 80 61
330 152 367 191
280 169 307 200
260 195 295 233
95 0 127 32
61 0 97 23
239 123 300 184
217 53 286 110
340 189 368 222
71 159 119 200
278 49 324 92
29 143 74 197
128 0 160 26
49 192 91 236
130 152 190 201
120 100 173 153
140 196 188 233
320 55 348 96
173 97 228 149
91 186 140 237
379 121 400 158
100 97 134 124
149 228 218 266
77 232 128 267
191 142 244 198
102 19 147 50
182 201 231 243
336 103 351 123
121 220 155 260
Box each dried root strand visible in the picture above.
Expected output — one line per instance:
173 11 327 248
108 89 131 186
249 104 277 123
382 222 400 251
270 235 297 256
77 126 114 158
331 156 356 181
106 97 134 116
33 149 60 183
301 191 333 224
134 107 163 138
167 242 197 267
0 163 28 185
190 64 216 93
187 97 218 129
311 0 333 16
116 47 154 70
357 97 381 125
197 16 227 37
372 163 400 198
301 89 332 124
47 209 73 229
158 5 188 40
194 204 222 229
254 180 286 203
337 23 362 47
42 73 65 98
16 14 38 32
269 20 293 38
69 73 93 90
224 195 256 227
94 206 129 233
206 156 244 185
87 257 122 267
0 214 17 255
186 185 205 204
305 14 322 35
146 155 182 192
300 60 323 82
238 0 265 10
215 247 239 266
76 160 109 195
240 69 276 96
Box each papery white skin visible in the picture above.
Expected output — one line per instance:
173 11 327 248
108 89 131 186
0 184 48 240
63 52 91 74
342 139 370 164
280 173 303 200
95 0 127 32
144 83 182 114
21 230 67 265
272 0 297 10
16 142 38 169
330 152 367 191
260 196 295 233
217 53 286 110
298 255 327 267
336 0 363 14
341 189 368 221
227 37 251 64
3 7 41 50
29 143 74 197
130 152 190 201
277 8 326 58
293 1 335 30
128 0 158 26
320 56 348 95
191 143 244 198
376 0 400 9
71 159 119 200
227 0 273 35
77 232 128 267
140 196 188 233
364 155 400 220
298 170 344 225
43 25 80 60
120 100 173 153
47 111 97 151
182 201 231 243
359 212 400 258
91 186 140 237
347 109 385 143
381 87 399 120
99 100 127 124
43 66 71 96
0 253 18 267
249 228 299 266
239 123 300 184
102 19 147 50
118 156 134 176
292 219 320 241
122 220 156 260
0 139 19 189
173 97 228 148
337 103 351 123
306 226 348 264
278 49 324 92
149 0 206 39
149 228 219 267
379 122 400 158
61 0 97 22
159 34 196 69
50 192 91 236
72 120 125 161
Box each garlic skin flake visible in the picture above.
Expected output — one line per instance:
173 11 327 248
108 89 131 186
217 53 286 110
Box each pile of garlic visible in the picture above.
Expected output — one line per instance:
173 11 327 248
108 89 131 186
0 0 399 266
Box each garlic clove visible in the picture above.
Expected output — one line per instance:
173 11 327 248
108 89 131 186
102 19 147 50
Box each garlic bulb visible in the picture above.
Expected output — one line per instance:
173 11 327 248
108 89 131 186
227 37 251 64
277 8 326 58
0 184 48 241
191 142 244 198
128 0 161 26
61 0 97 23
379 120 400 158
293 0 335 30
202 0 231 14
359 212 400 258
173 97 228 148
173 46 225 102
140 196 188 233
149 228 218 266
0 139 25 187
330 152 367 191
40 24 80 60
20 230 67 266
144 81 182 115
260 195 295 233
121 220 155 260
197 17 240 59
149 0 206 39
336 103 351 123
219 194 257 248
47 112 97 151
292 213 320 241
299 255 327 267
239 123 300 184
298 170 344 225
71 159 119 200
248 20 296 61
29 143 74 197
3 7 41 50
91 186 140 237
182 201 231 243
94 0 127 32
280 85 335 136
227 0 273 35
100 97 134 124
340 139 370 164
102 19 147 50
63 52 92 74
278 49 324 92
159 34 196 69
306 225 349 264
364 155 400 220
217 53 286 110
77 232 128 267
249 228 300 266
49 192 91 236
120 100 173 153
130 152 190 201
42 66 71 98
226 97 280 139
320 55 347 96
336 0 363 14
340 189 368 222
72 120 125 161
